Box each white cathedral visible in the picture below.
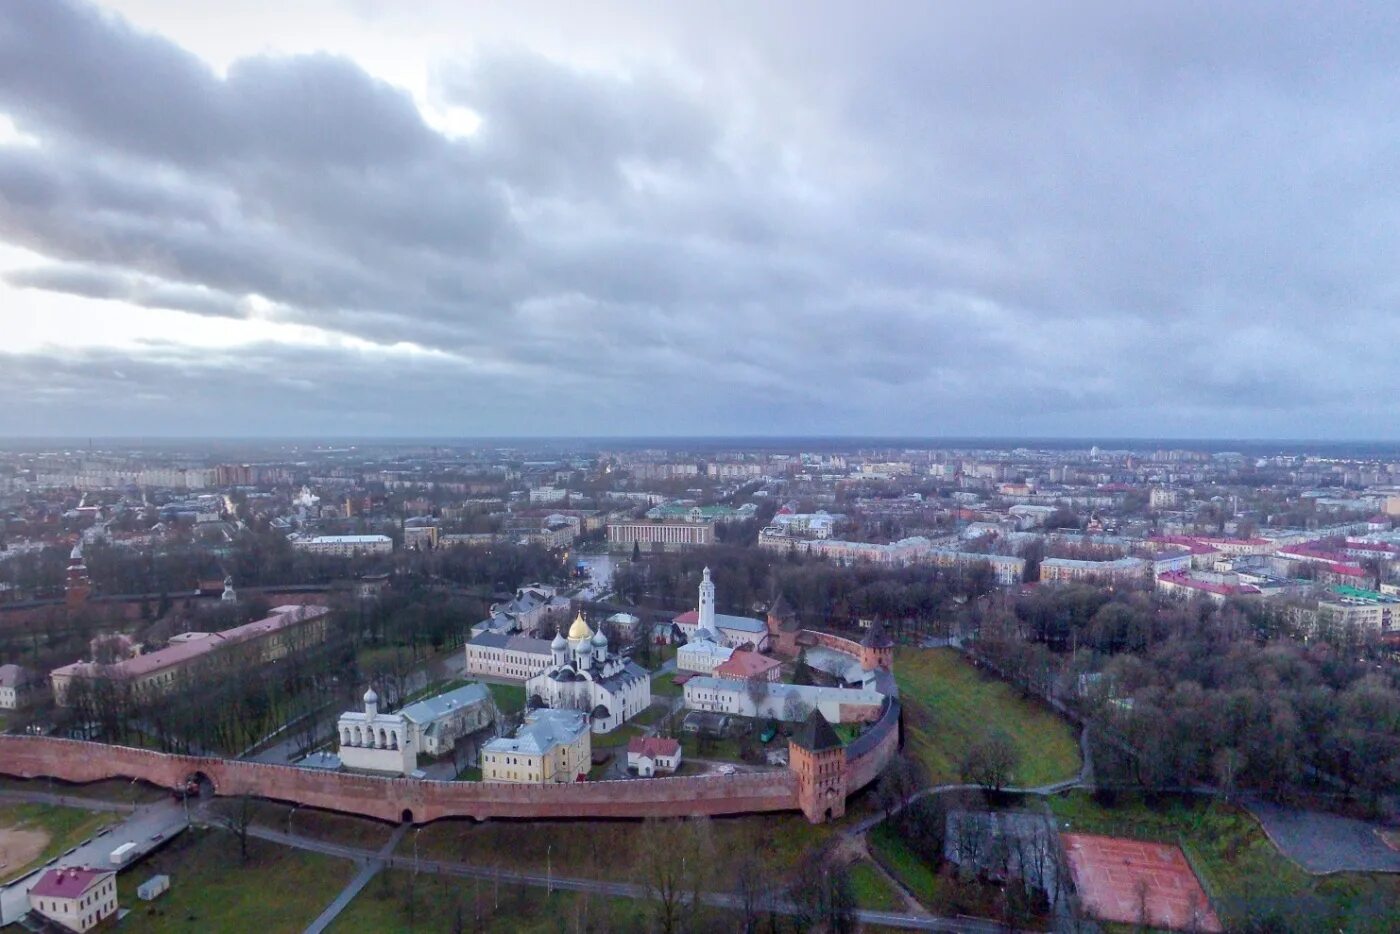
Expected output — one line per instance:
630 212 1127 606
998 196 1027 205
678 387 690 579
525 612 651 734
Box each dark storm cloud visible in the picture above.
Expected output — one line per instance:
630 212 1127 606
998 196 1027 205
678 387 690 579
3 0 1400 436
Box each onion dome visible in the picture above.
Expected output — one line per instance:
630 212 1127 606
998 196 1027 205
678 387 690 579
363 686 379 705
567 612 593 641
551 629 568 651
591 628 609 648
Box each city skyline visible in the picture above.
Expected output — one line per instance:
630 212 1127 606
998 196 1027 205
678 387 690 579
5 2 1400 438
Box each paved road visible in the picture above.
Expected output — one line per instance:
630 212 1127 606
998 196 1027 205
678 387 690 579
303 822 408 934
1246 797 1400 874
0 793 189 926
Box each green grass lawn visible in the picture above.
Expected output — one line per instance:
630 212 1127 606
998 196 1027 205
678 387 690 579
455 765 483 782
486 682 526 714
402 813 833 885
0 802 117 885
848 858 903 911
650 671 683 697
679 733 746 762
592 723 646 748
0 775 168 805
115 827 355 933
330 869 720 933
894 647 1080 787
868 823 945 907
630 702 667 727
1048 790 1400 932
248 801 397 850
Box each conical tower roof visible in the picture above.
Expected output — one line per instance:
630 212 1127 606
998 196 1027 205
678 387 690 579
792 708 842 752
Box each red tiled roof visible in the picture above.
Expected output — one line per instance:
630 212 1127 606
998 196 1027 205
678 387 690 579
1157 570 1260 597
673 610 699 625
627 736 680 758
715 651 782 680
52 605 329 680
30 867 110 899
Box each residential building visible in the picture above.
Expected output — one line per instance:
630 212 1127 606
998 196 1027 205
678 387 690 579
0 663 41 709
291 534 393 557
403 526 439 550
627 736 682 776
714 650 783 683
1315 586 1400 634
28 867 117 933
50 605 331 705
1039 556 1149 585
481 708 590 784
1155 570 1261 605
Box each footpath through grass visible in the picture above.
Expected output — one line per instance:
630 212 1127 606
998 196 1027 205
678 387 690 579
403 813 833 885
0 802 115 885
114 826 353 933
894 647 1080 787
1048 790 1400 932
330 870 664 933
847 858 904 911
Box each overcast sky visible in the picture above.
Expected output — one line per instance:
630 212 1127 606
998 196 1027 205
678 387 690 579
2 1 1398 439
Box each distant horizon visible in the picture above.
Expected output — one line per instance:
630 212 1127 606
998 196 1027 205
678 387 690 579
6 434 1400 455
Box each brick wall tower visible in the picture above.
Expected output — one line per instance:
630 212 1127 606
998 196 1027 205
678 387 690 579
65 543 90 607
766 593 801 657
789 709 847 823
859 618 893 672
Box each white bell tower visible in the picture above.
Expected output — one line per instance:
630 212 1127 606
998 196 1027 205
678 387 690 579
699 567 716 632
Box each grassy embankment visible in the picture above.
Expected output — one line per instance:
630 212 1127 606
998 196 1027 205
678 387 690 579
893 647 1081 787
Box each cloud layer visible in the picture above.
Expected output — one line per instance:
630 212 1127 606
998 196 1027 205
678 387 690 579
2 1 1400 438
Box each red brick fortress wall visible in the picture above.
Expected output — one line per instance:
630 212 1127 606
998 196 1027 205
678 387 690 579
0 736 798 824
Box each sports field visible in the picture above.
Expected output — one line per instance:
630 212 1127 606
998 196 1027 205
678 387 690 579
1063 832 1222 932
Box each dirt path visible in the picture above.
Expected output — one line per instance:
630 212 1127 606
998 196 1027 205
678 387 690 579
0 826 50 883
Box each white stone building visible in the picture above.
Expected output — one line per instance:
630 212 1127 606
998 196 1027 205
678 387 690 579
526 614 651 734
336 687 415 775
28 867 117 933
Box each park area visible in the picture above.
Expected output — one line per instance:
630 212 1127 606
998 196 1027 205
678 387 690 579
893 647 1081 787
330 870 659 933
114 826 355 933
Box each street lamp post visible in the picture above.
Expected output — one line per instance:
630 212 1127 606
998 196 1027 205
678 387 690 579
547 843 552 895
414 827 421 876
287 805 298 838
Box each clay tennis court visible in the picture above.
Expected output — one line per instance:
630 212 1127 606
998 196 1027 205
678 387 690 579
1062 833 1223 932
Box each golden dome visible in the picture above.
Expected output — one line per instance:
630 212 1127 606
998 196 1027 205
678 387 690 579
567 612 593 641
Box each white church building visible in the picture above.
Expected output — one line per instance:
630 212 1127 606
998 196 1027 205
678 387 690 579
337 682 497 775
337 686 415 775
525 613 651 734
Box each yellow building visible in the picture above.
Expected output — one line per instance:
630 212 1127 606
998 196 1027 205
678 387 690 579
481 708 590 784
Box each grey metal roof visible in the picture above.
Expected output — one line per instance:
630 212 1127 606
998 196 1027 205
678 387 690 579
399 682 492 726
